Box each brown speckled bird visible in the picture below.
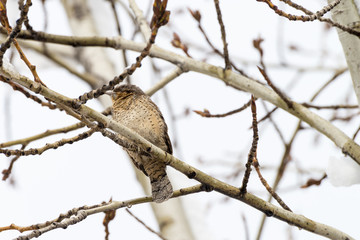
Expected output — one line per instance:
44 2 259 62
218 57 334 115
111 84 173 203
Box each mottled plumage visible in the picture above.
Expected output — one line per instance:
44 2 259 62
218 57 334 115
111 84 173 203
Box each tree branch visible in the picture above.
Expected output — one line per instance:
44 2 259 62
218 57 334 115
1 32 360 164
9 184 205 239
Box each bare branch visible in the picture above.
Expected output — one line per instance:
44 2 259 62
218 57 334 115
213 0 231 70
254 37 293 109
240 96 259 194
0 129 96 157
253 158 292 211
194 99 251 118
126 209 168 240
6 185 205 238
257 0 342 22
0 76 57 110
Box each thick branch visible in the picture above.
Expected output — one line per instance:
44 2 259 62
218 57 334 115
1 32 360 164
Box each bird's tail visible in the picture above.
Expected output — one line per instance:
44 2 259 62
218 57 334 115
150 172 173 203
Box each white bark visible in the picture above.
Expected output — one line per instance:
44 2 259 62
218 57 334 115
329 0 360 107
61 0 116 88
128 0 151 39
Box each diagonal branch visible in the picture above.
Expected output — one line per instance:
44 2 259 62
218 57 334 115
257 0 342 22
8 184 205 238
126 209 168 240
0 34 359 165
0 129 96 157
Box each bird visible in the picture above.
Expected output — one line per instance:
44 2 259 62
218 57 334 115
110 84 173 203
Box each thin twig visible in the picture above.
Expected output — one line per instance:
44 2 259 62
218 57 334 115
2 144 27 181
0 76 56 110
259 70 291 106
126 209 168 240
257 107 278 124
279 0 313 15
352 126 360 140
241 214 250 240
0 129 96 157
302 103 357 110
254 37 293 109
255 122 299 240
311 68 348 100
280 0 360 38
257 0 341 22
188 8 248 76
194 99 252 118
330 112 359 122
0 107 111 148
21 42 100 88
261 100 286 144
240 95 258 194
213 0 231 70
0 122 86 148
253 158 292 211
146 67 185 96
